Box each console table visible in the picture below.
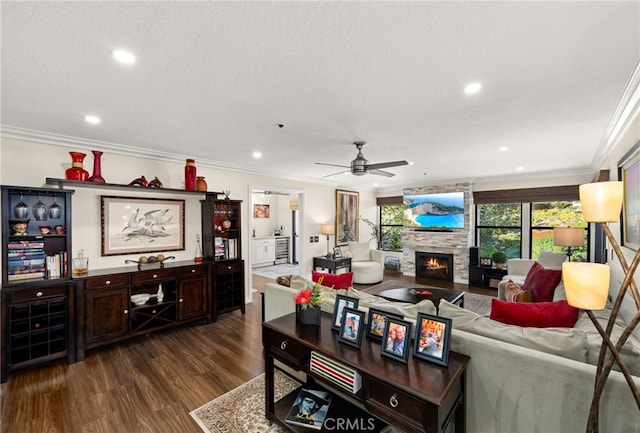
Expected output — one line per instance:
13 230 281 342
263 312 469 433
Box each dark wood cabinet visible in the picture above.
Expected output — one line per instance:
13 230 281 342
1 281 75 382
201 194 245 320
75 261 210 361
1 185 75 382
177 265 209 321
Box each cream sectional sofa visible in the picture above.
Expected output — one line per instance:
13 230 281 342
263 275 640 432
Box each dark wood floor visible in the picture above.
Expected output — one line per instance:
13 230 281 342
0 272 495 433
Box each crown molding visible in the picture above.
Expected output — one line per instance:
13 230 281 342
593 59 640 169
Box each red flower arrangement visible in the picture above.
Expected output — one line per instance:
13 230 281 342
293 278 323 310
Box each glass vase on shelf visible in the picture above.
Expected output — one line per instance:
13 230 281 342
65 151 90 181
194 234 203 262
88 150 105 183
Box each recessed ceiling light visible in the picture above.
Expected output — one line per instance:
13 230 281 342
253 151 262 159
464 82 482 95
84 115 101 124
112 50 136 65
408 161 415 165
499 146 509 152
516 166 524 171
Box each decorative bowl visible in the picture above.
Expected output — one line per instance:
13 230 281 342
131 294 151 306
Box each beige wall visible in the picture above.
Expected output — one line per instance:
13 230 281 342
0 137 380 302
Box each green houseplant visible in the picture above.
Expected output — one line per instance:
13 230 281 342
491 251 507 269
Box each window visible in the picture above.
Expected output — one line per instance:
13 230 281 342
531 201 587 261
380 204 404 251
476 203 522 259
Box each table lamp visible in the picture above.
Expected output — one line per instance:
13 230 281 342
321 224 335 256
562 181 640 433
553 227 585 261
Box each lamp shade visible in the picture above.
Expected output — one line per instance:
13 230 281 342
321 224 335 235
579 181 623 223
553 227 584 247
562 262 610 310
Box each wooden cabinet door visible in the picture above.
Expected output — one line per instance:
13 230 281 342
85 287 129 346
178 276 208 321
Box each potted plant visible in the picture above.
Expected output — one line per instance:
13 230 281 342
491 251 507 270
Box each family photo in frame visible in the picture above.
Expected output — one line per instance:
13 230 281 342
381 317 412 364
338 308 364 349
413 313 452 366
331 295 359 331
366 308 401 342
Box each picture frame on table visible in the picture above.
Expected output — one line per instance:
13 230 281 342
335 189 359 246
366 308 402 342
412 313 452 367
381 317 412 364
101 196 185 257
333 247 343 259
479 257 492 267
331 295 359 331
618 139 640 251
338 308 365 349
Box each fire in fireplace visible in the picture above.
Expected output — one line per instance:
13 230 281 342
415 252 454 282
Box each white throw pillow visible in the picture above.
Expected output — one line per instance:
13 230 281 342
347 242 371 262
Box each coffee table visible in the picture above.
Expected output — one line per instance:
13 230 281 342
377 286 464 311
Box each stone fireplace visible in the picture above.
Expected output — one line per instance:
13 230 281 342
415 252 454 282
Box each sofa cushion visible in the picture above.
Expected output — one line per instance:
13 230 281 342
311 271 353 290
573 306 640 376
348 242 371 262
537 251 567 269
490 298 579 328
438 299 588 362
504 280 533 303
522 261 562 302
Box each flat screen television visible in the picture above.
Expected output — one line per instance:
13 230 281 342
403 191 465 229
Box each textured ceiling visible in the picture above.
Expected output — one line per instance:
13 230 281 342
2 1 639 191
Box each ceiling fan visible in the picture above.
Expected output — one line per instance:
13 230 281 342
316 141 408 178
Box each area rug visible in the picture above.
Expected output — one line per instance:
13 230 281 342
190 370 300 433
358 279 493 316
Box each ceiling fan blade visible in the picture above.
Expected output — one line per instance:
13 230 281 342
316 162 350 169
369 169 395 177
366 160 409 170
322 170 351 178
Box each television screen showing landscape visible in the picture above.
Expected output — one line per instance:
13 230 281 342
403 192 465 229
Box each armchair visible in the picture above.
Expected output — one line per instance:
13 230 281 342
343 241 384 284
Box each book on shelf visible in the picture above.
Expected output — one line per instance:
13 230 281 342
214 237 225 257
285 387 332 430
8 241 45 249
8 271 45 281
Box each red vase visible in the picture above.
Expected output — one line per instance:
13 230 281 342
65 151 89 181
184 158 197 191
88 150 105 183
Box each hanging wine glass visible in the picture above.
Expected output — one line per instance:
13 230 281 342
49 195 62 219
13 194 29 218
32 194 48 221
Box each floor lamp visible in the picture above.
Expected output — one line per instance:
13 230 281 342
321 224 334 257
553 227 585 261
562 181 640 433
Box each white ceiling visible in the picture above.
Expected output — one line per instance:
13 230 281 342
2 1 639 192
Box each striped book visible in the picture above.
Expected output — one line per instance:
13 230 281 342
309 351 362 394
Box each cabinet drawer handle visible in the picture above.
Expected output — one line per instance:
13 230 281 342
179 298 183 303
153 274 158 279
191 269 196 273
106 280 111 285
389 393 398 408
227 266 232 270
152 309 157 314
280 340 288 350
36 291 43 297
124 309 129 315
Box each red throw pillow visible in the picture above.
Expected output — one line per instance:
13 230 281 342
311 271 353 290
490 298 579 328
522 261 562 302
